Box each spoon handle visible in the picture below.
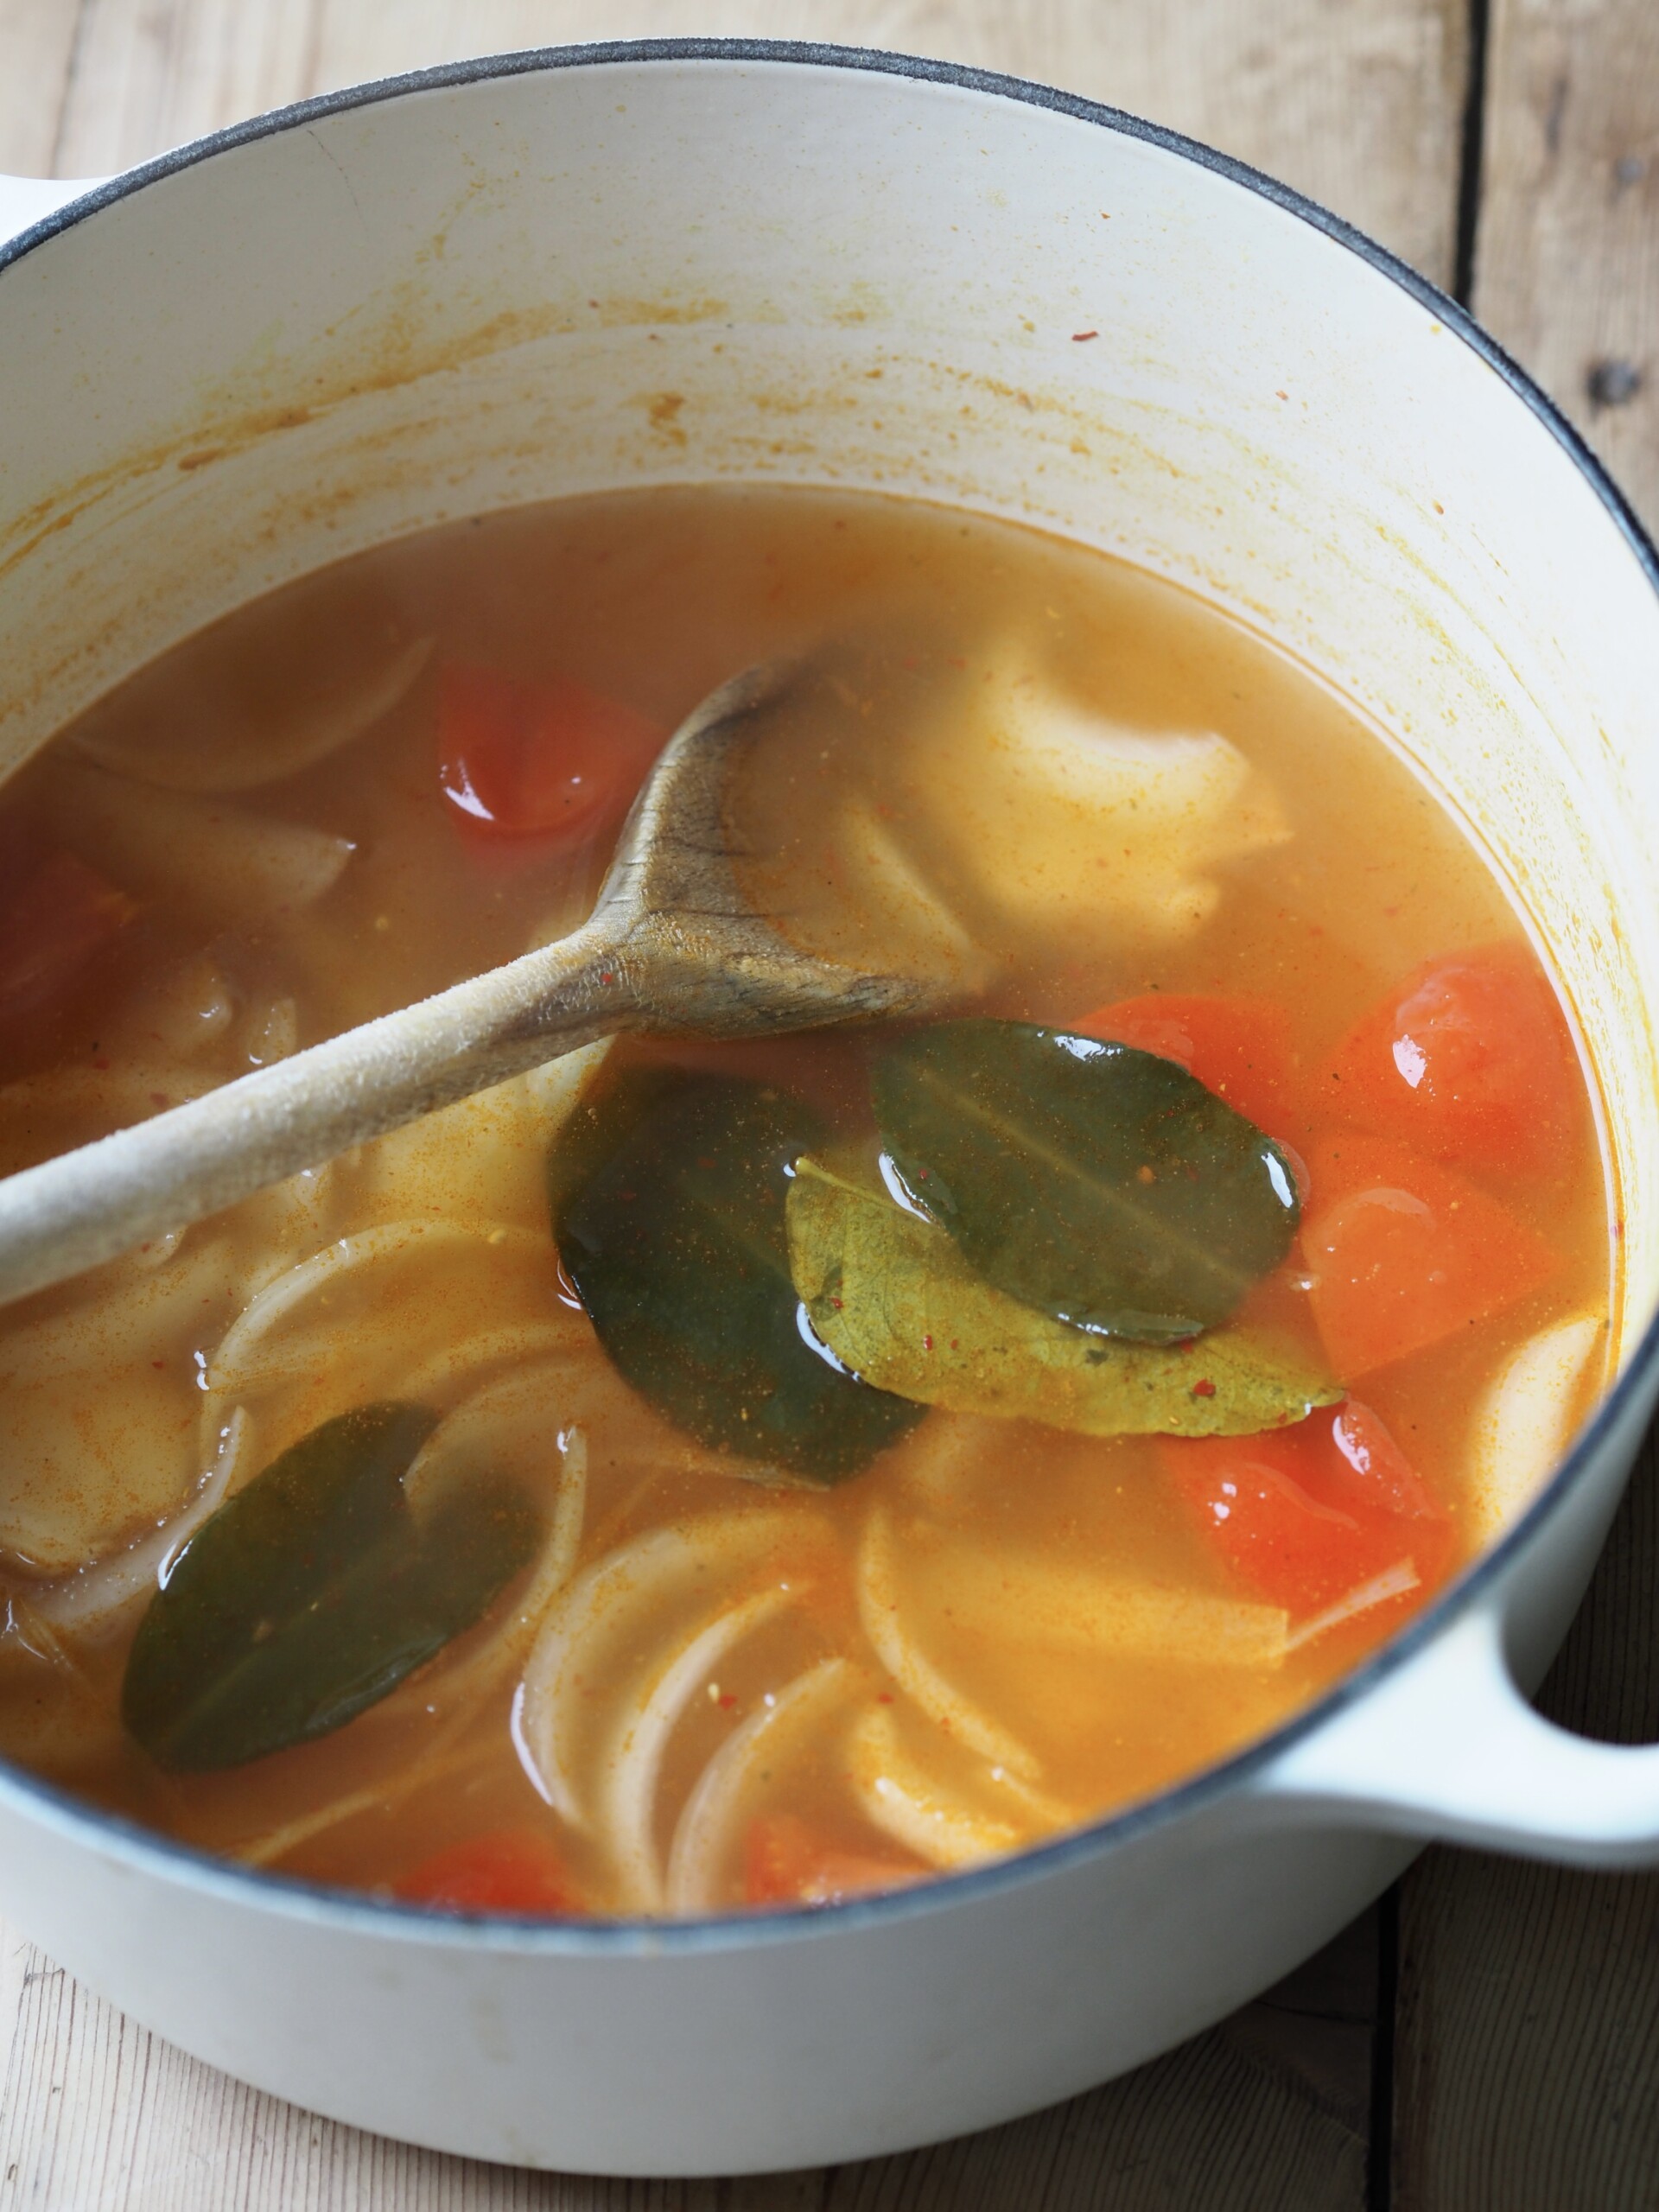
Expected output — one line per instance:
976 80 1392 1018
0 918 637 1310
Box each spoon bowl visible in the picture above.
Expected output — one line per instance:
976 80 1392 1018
0 660 953 1309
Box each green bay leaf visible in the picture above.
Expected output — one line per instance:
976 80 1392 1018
873 1019 1300 1342
554 1071 924 1483
787 1158 1338 1439
122 1402 539 1773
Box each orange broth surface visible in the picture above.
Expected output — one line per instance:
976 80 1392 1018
0 486 1612 1918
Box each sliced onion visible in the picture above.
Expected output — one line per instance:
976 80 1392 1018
1287 1559 1420 1652
845 1702 1067 1871
19 1406 251 1638
602 1585 794 1911
1465 1312 1605 1545
518 1507 830 1834
665 1657 860 1915
399 1322 578 1401
856 1503 1042 1777
71 635 432 793
198 1218 556 1465
915 1535 1292 1669
44 757 354 931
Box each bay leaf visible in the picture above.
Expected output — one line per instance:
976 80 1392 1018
873 1018 1300 1342
122 1402 539 1772
787 1159 1337 1438
554 1071 924 1482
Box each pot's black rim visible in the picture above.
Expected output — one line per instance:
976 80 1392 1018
3 38 1657 1957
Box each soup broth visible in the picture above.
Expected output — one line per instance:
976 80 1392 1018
0 487 1611 1917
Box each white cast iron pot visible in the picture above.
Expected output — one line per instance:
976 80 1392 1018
3 42 1659 2177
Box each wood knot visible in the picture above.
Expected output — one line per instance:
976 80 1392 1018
1587 358 1643 409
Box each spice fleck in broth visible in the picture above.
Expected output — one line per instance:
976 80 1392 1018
0 488 1611 1916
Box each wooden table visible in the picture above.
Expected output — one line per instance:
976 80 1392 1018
2 3 1657 2203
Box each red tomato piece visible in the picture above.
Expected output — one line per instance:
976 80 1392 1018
1323 942 1580 1179
1303 1132 1559 1377
436 664 664 847
1160 1398 1453 1617
1070 993 1296 1137
393 1827 582 1916
744 1813 924 1910
0 850 133 1025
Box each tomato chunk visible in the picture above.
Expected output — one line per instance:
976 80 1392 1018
1161 1399 1453 1617
393 1827 582 1916
436 664 664 847
744 1813 924 1909
1071 993 1296 1137
1303 1133 1558 1376
1323 943 1580 1179
0 850 133 1026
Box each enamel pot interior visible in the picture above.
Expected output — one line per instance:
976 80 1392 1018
0 45 1656 2175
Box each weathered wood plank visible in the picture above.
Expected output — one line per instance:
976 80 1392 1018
1393 1417 1659 2212
0 0 80 176
31 0 1468 283
48 0 319 178
1471 0 1659 532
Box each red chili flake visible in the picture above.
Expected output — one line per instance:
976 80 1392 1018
876 1692 895 1705
600 971 615 984
717 1694 738 1711
923 1335 934 1351
831 1297 844 1309
151 1359 166 1371
1072 330 1099 342
1191 1379 1217 1398
950 1340 959 1351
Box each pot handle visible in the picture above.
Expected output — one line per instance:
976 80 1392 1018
1252 1599 1659 1866
0 175 107 250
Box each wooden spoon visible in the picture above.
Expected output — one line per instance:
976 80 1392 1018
0 664 956 1308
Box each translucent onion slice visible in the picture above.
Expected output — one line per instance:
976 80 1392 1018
664 1656 861 1916
70 635 432 793
45 757 354 931
518 1508 830 1834
400 1323 577 1402
0 1234 245 1575
916 1536 1293 1669
1287 1559 1420 1652
197 1218 559 1465
1466 1313 1605 1545
856 1503 1043 1777
846 1702 1069 1871
19 1406 252 1638
602 1585 794 1911
911 652 1291 945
